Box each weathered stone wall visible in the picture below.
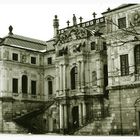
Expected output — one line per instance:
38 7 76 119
109 87 139 135
0 99 28 133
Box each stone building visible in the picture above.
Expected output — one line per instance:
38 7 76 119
0 3 140 135
103 4 140 135
54 14 107 134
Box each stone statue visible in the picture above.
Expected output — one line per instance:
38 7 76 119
9 25 13 35
73 14 77 26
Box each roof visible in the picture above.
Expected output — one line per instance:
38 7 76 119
0 34 47 52
46 38 55 51
102 4 138 15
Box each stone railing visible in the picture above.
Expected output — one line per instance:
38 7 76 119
12 93 46 101
58 17 105 34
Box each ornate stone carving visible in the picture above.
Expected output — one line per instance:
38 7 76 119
45 75 54 80
133 12 140 26
56 27 91 45
130 11 140 26
21 54 27 63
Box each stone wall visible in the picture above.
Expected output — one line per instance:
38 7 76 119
109 87 140 135
0 98 48 133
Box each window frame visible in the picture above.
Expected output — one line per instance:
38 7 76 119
70 66 78 90
22 75 28 94
12 78 18 93
47 57 52 65
31 80 36 95
31 56 36 64
120 54 129 76
118 17 126 29
12 53 18 61
134 44 140 74
91 41 96 51
103 42 107 50
48 80 53 95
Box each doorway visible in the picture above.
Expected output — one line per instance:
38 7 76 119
72 106 79 129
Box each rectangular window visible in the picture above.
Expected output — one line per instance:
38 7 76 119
31 80 36 95
12 78 18 93
118 17 126 29
47 57 52 65
134 45 140 74
104 65 108 87
48 81 53 95
12 53 18 61
103 42 107 50
59 50 63 56
91 42 96 50
120 54 129 76
31 57 36 64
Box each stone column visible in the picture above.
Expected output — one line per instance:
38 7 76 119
129 48 135 75
81 61 85 88
49 117 53 132
82 102 86 124
79 103 83 126
78 61 81 90
61 64 63 92
63 64 67 92
1 71 7 96
64 105 68 129
59 104 64 130
28 74 30 99
55 65 59 93
96 58 103 92
107 45 112 85
59 65 62 93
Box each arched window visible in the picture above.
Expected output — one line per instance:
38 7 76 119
47 77 53 95
22 75 28 94
71 66 78 90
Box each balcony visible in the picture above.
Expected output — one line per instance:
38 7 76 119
55 86 105 98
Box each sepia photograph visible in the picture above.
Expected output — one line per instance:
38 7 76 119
0 0 139 138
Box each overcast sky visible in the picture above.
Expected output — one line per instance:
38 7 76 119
0 0 139 41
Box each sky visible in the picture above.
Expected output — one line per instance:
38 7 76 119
0 0 139 41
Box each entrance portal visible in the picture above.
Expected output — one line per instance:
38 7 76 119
72 106 79 129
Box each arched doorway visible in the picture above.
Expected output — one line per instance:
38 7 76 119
70 66 78 90
22 75 28 94
72 106 79 129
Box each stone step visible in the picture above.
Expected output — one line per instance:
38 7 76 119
74 116 114 135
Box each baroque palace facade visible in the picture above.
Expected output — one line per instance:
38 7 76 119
0 4 140 135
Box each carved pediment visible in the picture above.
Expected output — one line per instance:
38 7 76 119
56 27 92 45
45 75 54 80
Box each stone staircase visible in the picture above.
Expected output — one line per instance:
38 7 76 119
12 101 54 133
13 101 54 120
3 120 28 133
74 115 114 135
